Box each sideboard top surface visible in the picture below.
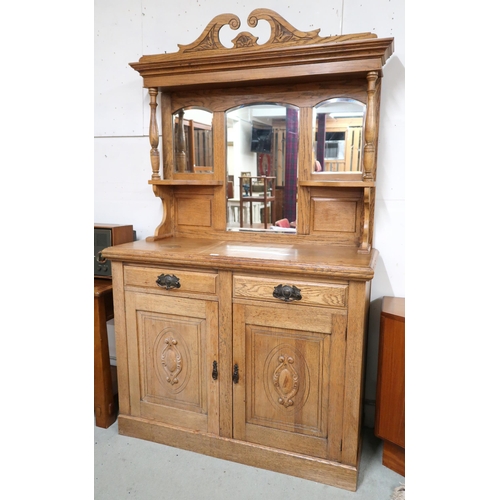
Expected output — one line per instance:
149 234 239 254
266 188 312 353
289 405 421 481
103 237 377 281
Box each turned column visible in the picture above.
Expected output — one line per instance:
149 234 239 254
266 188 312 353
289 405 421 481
149 88 160 180
363 71 378 181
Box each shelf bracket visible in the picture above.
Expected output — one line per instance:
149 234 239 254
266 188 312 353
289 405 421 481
359 187 373 253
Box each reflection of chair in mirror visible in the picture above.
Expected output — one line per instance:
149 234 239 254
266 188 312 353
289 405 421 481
226 179 250 224
239 176 276 229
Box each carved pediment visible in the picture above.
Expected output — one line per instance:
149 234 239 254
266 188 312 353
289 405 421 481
176 8 377 54
130 8 393 90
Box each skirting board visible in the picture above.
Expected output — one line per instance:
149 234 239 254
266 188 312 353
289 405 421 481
118 415 359 491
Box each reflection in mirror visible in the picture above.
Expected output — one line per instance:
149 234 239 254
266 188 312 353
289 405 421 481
313 98 365 173
226 103 299 233
173 108 213 173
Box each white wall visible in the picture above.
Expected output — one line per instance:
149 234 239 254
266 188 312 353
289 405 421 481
94 0 405 427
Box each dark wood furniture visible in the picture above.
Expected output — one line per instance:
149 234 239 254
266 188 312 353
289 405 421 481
103 9 394 491
375 296 405 476
94 224 134 278
94 278 117 428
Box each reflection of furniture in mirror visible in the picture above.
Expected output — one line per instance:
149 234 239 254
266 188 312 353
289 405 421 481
226 179 240 223
321 122 363 172
238 176 275 229
104 8 393 492
226 179 234 199
188 120 212 171
226 104 297 229
174 109 213 173
273 186 286 227
315 99 365 173
174 109 187 172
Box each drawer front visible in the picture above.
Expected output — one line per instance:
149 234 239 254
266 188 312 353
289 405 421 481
233 275 347 308
124 266 218 295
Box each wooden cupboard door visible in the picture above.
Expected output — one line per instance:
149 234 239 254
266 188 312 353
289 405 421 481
233 303 346 461
125 291 219 434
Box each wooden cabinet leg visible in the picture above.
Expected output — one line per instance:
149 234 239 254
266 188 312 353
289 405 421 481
94 295 117 428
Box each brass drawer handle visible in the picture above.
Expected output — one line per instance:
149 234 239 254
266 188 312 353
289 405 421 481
273 284 302 302
156 274 181 290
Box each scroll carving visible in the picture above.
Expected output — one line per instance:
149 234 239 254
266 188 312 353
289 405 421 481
263 343 310 413
177 13 241 53
161 338 183 385
247 9 322 46
177 8 377 54
359 187 372 253
273 355 299 408
153 328 192 394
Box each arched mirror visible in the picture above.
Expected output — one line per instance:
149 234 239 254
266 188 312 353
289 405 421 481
226 103 299 233
313 98 365 173
173 108 213 173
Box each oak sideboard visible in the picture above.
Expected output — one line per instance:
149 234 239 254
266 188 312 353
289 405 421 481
102 9 394 491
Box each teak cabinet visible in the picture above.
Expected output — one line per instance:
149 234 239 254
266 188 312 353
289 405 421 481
103 9 394 492
375 297 405 476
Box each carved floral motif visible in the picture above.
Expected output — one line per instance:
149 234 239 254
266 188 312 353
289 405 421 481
264 343 310 412
273 355 299 407
232 32 259 49
152 327 193 396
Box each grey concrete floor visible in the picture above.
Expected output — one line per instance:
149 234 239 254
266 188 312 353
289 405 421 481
94 421 404 499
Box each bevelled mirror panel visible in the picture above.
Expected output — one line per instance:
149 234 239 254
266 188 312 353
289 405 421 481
173 108 213 173
226 103 299 233
313 98 365 174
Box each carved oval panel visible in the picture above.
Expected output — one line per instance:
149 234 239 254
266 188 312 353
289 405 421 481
153 328 191 394
263 344 310 412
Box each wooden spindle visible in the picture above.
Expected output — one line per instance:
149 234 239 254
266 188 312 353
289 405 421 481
363 71 378 181
149 88 160 180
